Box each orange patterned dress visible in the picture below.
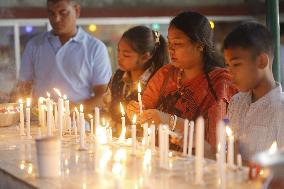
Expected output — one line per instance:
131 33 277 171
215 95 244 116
142 64 238 149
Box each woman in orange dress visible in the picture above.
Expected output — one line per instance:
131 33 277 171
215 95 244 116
127 11 237 153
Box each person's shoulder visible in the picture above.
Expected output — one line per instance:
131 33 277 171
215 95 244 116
155 64 176 75
26 32 49 47
80 28 106 47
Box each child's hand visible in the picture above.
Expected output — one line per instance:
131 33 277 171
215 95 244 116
139 109 169 125
126 101 140 120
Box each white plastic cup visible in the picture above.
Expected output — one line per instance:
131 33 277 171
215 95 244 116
35 136 61 178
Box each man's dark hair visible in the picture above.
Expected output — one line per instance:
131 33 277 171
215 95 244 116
47 0 78 4
223 22 274 58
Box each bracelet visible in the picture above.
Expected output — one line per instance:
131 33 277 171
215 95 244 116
169 114 177 132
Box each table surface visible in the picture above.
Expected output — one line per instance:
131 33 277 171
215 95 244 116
0 125 263 189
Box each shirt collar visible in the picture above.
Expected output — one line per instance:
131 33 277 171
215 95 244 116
122 67 153 85
48 26 85 43
248 83 282 107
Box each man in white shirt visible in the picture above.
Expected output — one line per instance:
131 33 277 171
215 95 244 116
223 22 284 162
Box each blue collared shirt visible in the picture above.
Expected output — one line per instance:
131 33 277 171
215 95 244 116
19 27 112 102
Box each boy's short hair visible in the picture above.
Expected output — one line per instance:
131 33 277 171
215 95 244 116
223 22 274 59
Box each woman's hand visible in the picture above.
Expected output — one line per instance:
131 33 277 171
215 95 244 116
126 100 140 120
139 109 170 125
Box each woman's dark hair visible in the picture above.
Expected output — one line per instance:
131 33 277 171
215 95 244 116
170 11 221 99
121 25 169 76
223 22 274 59
170 11 223 72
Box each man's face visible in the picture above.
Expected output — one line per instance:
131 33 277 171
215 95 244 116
224 47 262 92
47 0 80 36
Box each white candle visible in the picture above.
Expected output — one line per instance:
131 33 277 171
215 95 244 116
54 88 64 138
226 126 234 168
183 119 189 156
119 102 126 142
46 93 52 136
67 115 71 135
38 97 43 126
188 121 195 156
80 104 86 149
217 120 226 189
131 114 137 155
195 117 204 185
74 120 78 141
150 123 155 153
159 125 164 167
54 103 58 129
164 126 169 168
143 123 149 148
137 82 143 115
95 107 100 131
26 98 31 139
75 107 80 130
237 154 242 168
19 99 25 136
40 100 45 128
63 95 70 114
89 114 94 139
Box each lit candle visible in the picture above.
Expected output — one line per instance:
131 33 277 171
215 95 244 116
54 103 58 129
164 126 169 168
95 107 100 131
131 114 137 155
19 99 25 136
89 114 94 139
138 82 143 115
79 104 86 149
217 120 226 189
159 125 164 167
54 88 63 138
26 98 32 139
183 119 189 156
63 95 70 131
188 121 195 156
40 99 45 128
119 102 126 142
46 92 52 136
150 122 155 153
269 141 278 154
226 126 234 168
195 117 204 185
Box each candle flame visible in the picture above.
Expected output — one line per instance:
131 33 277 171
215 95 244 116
75 107 78 113
260 169 264 176
63 95 67 100
88 114 93 119
138 82 142 93
132 114 137 124
226 126 233 137
112 162 122 175
120 102 125 116
217 143 221 152
169 151 173 158
114 149 127 162
102 117 106 126
80 104 83 113
38 97 44 103
269 141 278 154
19 99 23 104
53 88 61 97
46 92 50 98
26 98 31 107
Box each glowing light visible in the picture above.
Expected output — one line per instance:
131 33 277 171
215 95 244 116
64 159 68 166
75 107 79 113
120 102 125 116
25 26 33 33
88 24 97 32
88 114 93 119
114 149 127 162
19 99 23 104
217 143 221 152
152 23 160 30
269 141 278 154
53 88 61 97
26 98 31 107
46 92 51 98
112 162 122 175
66 169 70 175
209 20 215 29
169 151 173 158
63 95 67 100
132 114 137 125
138 82 142 93
225 126 233 137
27 164 33 174
83 183 87 189
80 104 83 113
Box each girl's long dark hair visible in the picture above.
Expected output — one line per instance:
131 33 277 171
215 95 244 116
170 11 222 100
122 25 169 77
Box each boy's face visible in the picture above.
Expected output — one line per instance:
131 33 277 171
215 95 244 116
224 47 262 92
